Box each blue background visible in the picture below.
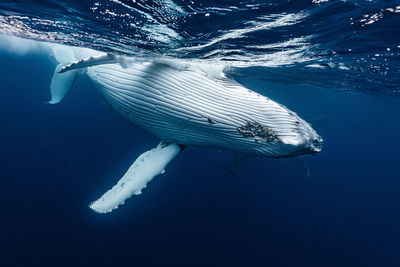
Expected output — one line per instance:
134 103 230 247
1 48 400 266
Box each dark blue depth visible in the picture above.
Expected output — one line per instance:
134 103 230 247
1 0 400 266
1 46 400 267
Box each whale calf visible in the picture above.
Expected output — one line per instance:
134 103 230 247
48 45 322 213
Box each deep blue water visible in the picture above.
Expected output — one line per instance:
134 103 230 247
1 1 400 266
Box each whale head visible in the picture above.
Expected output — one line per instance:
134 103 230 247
234 100 323 158
268 113 323 158
277 116 323 157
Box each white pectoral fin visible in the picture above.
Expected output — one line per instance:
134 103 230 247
89 142 182 214
58 53 123 73
47 64 79 104
47 44 115 104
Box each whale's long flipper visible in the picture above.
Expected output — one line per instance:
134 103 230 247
59 53 125 73
90 142 182 213
48 64 79 104
47 44 81 104
47 45 120 104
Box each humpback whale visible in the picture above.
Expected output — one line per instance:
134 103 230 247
47 45 323 213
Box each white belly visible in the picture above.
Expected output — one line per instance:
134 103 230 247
87 61 322 158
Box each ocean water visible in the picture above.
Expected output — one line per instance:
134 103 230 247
0 1 400 266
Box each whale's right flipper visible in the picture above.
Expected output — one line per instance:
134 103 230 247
89 142 182 214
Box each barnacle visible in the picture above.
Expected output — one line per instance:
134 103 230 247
237 121 279 142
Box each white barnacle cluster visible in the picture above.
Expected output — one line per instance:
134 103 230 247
237 121 280 142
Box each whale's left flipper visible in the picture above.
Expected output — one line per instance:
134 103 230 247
47 64 79 104
90 142 182 214
59 53 125 73
47 44 81 104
